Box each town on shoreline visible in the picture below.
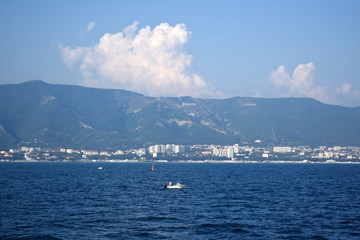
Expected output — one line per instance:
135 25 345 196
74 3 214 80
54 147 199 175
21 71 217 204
1 144 360 164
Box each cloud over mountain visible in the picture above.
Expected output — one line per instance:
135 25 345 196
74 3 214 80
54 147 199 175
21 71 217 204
269 62 360 106
60 22 214 97
269 62 329 103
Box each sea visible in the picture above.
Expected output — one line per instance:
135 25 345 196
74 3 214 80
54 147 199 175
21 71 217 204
1 162 360 240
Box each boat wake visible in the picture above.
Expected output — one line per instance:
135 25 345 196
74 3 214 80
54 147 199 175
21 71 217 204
164 182 185 189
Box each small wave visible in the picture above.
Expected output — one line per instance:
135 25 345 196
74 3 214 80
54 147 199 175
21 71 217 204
196 222 250 235
310 235 328 240
2 235 63 240
135 231 152 237
134 215 178 222
277 228 303 235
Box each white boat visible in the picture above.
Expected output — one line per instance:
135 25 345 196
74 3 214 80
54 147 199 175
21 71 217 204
164 182 185 189
98 166 103 170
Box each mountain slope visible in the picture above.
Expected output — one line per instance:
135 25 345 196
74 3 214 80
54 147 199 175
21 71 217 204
0 80 359 149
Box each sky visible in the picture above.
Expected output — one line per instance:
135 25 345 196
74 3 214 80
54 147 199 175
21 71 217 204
1 0 360 107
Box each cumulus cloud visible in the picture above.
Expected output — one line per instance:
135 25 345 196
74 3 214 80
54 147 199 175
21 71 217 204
269 65 291 87
335 82 360 105
269 62 329 102
291 62 316 94
336 83 352 95
60 22 214 97
59 45 87 68
87 21 95 32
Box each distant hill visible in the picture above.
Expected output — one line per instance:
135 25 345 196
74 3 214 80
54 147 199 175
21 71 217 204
0 80 359 150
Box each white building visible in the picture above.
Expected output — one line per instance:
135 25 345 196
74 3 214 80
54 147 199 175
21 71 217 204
149 144 185 154
212 146 229 157
165 144 174 153
100 151 110 156
227 146 234 158
66 149 80 154
233 144 239 153
175 145 185 153
273 146 292 153
136 148 146 156
148 146 155 154
113 150 124 155
81 150 98 156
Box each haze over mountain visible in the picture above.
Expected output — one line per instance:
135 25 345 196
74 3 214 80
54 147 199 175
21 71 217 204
0 80 359 150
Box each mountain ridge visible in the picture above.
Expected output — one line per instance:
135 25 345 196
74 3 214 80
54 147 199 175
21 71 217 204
0 80 359 149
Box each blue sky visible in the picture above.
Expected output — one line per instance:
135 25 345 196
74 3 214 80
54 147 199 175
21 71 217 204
1 0 360 106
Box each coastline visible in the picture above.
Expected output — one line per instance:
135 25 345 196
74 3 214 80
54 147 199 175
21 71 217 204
1 159 360 164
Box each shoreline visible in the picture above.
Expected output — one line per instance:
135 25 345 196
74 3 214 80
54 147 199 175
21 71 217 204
1 159 360 164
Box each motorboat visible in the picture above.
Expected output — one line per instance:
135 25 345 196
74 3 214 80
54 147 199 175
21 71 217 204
164 181 185 189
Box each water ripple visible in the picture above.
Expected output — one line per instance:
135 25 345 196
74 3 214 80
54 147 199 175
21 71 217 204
1 162 360 239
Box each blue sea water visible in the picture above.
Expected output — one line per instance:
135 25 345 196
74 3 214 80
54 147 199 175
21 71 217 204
1 162 360 239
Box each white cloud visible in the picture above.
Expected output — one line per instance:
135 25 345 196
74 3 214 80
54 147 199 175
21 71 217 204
269 65 291 87
59 45 88 68
60 22 215 97
335 82 360 106
336 83 352 95
269 62 329 102
251 88 262 98
123 21 139 38
291 62 315 94
268 63 360 106
87 21 95 32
